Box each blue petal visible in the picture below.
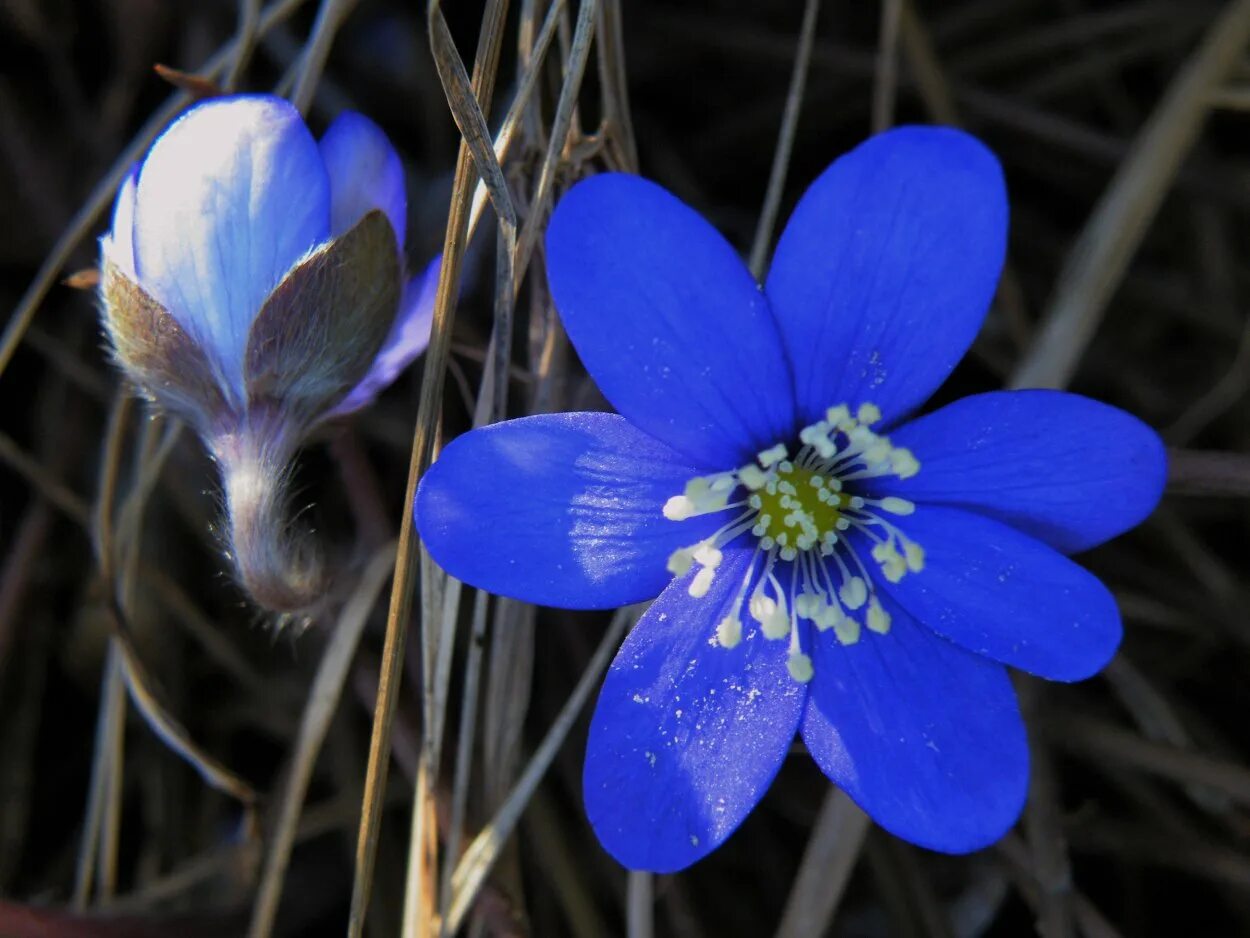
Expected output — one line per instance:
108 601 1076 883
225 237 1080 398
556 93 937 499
765 127 1007 428
328 256 438 417
416 412 725 608
319 111 407 244
584 547 806 872
132 95 331 403
102 165 138 277
801 595 1028 853
877 390 1166 553
868 505 1121 681
546 173 796 469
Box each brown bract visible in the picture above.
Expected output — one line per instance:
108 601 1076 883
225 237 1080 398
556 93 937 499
101 260 228 430
245 208 401 426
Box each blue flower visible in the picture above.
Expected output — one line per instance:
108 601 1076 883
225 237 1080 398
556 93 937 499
415 127 1166 872
100 93 437 440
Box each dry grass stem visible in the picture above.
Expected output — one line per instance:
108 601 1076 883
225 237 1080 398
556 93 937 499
773 788 871 938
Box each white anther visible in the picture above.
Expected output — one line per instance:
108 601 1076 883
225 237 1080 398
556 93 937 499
688 565 716 598
739 464 768 490
878 496 915 516
750 593 790 639
864 440 892 464
839 577 868 610
825 405 850 425
787 652 814 683
856 403 882 425
795 592 819 619
904 541 926 572
815 603 843 631
891 448 920 479
834 616 861 645
749 593 775 622
716 616 743 649
692 543 723 568
663 495 696 521
866 596 891 634
758 443 788 468
872 541 907 584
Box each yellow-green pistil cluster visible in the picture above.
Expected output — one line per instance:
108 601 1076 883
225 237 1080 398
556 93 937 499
663 403 925 683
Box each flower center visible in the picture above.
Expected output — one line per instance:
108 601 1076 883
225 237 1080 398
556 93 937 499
750 463 848 552
662 403 925 684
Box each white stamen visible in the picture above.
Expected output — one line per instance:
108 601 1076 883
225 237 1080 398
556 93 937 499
758 443 788 468
866 596 891 634
658 400 925 682
688 565 715 598
787 652 814 683
856 402 882 425
834 616 861 645
716 615 742 649
839 576 868 610
663 495 696 521
877 496 914 516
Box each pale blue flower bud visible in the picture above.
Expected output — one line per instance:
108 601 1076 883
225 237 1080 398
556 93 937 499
98 94 436 612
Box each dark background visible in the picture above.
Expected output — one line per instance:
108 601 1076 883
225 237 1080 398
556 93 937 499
1 1 1248 935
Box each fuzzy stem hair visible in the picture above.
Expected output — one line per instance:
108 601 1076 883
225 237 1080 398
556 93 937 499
212 423 328 616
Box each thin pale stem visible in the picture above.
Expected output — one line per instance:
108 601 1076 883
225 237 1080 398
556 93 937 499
224 0 263 90
434 590 490 937
510 0 599 295
72 643 125 909
1010 0 1250 389
627 872 654 938
446 607 635 933
872 0 903 133
290 0 361 115
248 543 396 938
773 789 870 938
747 0 821 279
346 0 511 931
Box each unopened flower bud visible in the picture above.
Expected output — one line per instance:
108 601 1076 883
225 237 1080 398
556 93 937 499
97 94 437 612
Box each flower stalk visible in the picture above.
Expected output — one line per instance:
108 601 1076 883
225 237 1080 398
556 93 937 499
215 426 326 616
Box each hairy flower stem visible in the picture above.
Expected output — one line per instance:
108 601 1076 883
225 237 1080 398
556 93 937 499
214 426 328 615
